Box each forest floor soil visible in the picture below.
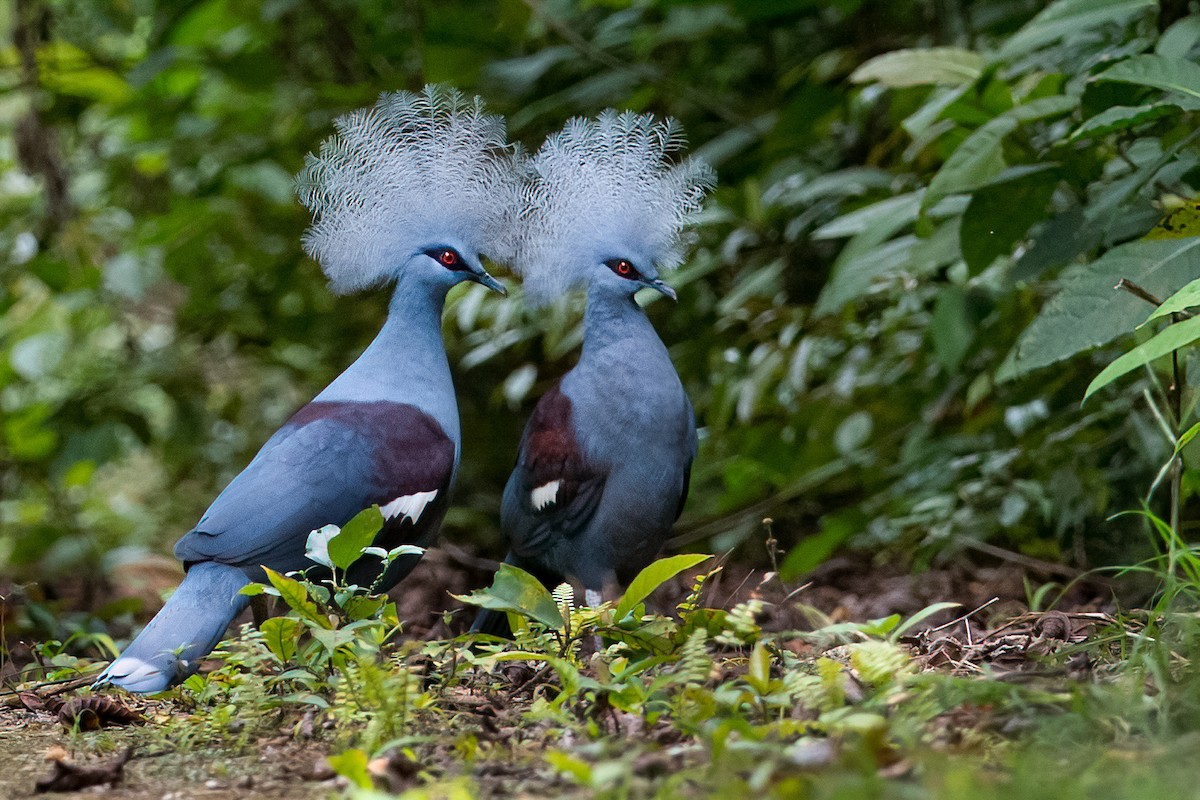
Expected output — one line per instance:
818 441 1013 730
0 546 1118 799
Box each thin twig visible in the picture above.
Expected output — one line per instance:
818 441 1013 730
782 581 812 604
1115 278 1194 319
931 597 999 633
1115 278 1164 308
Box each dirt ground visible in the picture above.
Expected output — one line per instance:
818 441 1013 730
0 717 336 799
0 544 1115 799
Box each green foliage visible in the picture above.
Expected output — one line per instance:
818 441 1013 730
1085 314 1200 400
4 0 1170 609
614 553 712 620
16 2 1200 797
453 563 564 630
1002 239 1200 379
1142 276 1200 323
181 509 422 753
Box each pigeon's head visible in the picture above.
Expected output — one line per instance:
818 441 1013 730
402 236 506 296
588 252 675 301
297 85 521 298
505 111 713 305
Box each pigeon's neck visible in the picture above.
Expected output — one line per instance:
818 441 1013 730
579 286 665 362
316 275 459 443
567 284 687 464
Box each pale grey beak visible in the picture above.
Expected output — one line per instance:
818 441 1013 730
644 278 677 301
468 267 507 296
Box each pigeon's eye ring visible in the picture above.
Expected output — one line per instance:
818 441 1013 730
604 258 642 280
439 250 459 267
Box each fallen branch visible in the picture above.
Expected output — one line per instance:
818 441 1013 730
35 747 133 794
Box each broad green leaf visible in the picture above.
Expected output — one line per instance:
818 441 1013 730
1007 95 1079 124
485 47 575 94
1068 104 1183 142
545 750 593 784
903 85 969 139
999 0 1156 60
3 403 58 460
960 168 1059 272
259 616 303 662
931 287 975 371
326 749 373 789
924 96 1075 213
780 512 857 580
1095 54 1200 101
819 235 915 314
1156 15 1200 59
277 692 329 709
1012 207 1100 282
262 567 331 629
1142 277 1200 326
746 641 772 694
1084 314 1200 400
1146 203 1200 241
341 595 387 622
923 116 1016 212
327 506 385 571
309 626 357 654
36 42 131 103
453 564 564 630
816 219 960 315
763 166 892 209
811 191 924 240
999 238 1200 379
615 554 712 620
850 47 984 88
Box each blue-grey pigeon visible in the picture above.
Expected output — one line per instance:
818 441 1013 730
99 86 521 691
474 111 713 634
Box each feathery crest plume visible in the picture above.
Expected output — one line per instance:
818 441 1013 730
297 85 521 293
509 110 714 301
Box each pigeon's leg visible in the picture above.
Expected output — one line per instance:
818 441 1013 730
584 571 621 610
584 572 621 651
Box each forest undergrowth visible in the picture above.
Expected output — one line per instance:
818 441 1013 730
5 513 1200 800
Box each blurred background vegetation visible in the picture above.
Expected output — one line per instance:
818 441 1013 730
3 0 1199 639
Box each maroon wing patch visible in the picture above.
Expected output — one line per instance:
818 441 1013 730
288 400 456 585
288 400 455 502
520 384 587 511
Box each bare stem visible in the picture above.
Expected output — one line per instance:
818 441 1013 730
1114 278 1164 309
1115 278 1195 319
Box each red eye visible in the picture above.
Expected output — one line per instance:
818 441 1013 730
616 260 631 276
439 250 459 267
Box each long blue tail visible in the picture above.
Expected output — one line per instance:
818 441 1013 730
96 562 250 693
